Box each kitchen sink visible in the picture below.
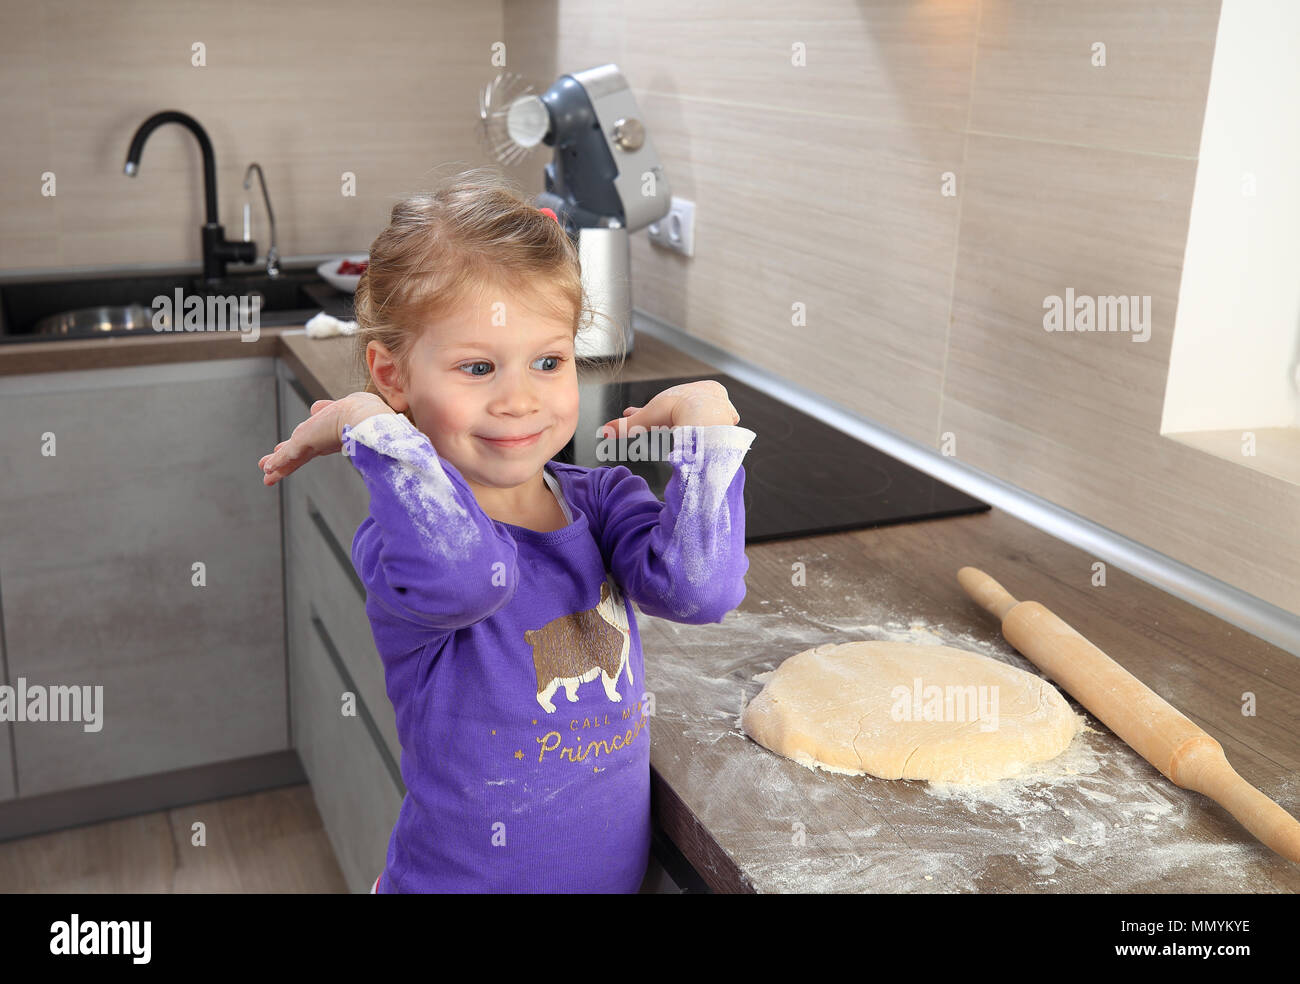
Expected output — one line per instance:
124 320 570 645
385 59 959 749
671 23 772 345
0 263 351 342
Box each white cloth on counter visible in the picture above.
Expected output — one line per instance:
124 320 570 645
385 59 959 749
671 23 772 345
305 311 359 338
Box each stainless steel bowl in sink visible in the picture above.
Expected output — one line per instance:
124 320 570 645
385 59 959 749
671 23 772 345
1 265 342 343
33 303 171 337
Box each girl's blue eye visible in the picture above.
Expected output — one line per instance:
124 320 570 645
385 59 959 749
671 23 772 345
458 356 565 375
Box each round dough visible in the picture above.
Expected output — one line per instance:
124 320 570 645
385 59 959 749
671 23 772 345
741 641 1079 783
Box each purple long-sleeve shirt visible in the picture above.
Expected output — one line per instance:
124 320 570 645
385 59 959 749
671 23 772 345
340 412 756 893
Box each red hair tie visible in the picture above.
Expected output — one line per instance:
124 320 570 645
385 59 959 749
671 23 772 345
539 207 559 224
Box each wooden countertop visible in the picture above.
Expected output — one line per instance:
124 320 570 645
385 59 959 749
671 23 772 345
9 326 1297 893
0 326 288 376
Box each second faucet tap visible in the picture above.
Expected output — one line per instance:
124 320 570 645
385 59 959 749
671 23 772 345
243 162 280 279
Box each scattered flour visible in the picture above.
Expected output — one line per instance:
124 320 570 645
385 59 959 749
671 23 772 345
637 602 1287 893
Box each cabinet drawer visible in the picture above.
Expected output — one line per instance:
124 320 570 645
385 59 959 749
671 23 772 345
285 476 401 766
291 592 404 894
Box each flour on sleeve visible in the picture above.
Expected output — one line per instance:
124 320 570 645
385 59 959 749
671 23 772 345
346 413 481 560
665 424 756 590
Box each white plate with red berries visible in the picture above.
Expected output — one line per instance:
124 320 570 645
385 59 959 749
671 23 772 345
317 254 369 293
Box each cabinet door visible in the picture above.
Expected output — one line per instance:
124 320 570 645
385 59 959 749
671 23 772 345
278 367 404 892
285 478 402 765
278 371 398 762
290 584 404 893
0 359 287 796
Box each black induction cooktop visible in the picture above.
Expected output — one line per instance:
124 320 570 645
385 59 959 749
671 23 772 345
553 373 989 543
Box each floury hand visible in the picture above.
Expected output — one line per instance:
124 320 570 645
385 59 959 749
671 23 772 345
599 379 739 439
258 392 395 486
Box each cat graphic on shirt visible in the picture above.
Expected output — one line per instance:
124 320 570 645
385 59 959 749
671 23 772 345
525 576 632 713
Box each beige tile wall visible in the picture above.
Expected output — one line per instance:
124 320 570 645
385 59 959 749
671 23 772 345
3 0 1295 617
507 0 1299 618
0 0 504 269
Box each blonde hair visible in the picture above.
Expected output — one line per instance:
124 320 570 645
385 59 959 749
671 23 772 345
353 167 625 421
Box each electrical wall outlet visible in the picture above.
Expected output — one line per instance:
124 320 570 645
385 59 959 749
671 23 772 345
646 197 695 257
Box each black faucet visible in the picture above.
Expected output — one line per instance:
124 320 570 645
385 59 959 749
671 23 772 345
123 110 256 285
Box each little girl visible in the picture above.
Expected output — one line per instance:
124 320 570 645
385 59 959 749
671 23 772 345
258 171 756 893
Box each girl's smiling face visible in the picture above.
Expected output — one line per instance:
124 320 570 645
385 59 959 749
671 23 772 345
368 281 580 517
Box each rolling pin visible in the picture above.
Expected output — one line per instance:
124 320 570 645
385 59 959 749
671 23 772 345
958 566 1300 864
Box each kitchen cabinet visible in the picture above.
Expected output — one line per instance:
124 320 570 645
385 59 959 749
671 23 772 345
288 587 403 893
285 483 401 764
277 373 396 760
0 359 287 796
277 365 404 892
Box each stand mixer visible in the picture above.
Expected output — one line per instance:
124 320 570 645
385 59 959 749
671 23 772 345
478 64 671 361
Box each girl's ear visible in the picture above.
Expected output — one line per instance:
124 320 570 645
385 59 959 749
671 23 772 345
366 340 410 413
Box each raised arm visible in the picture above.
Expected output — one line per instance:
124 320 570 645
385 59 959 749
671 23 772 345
595 423 756 624
342 412 520 634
